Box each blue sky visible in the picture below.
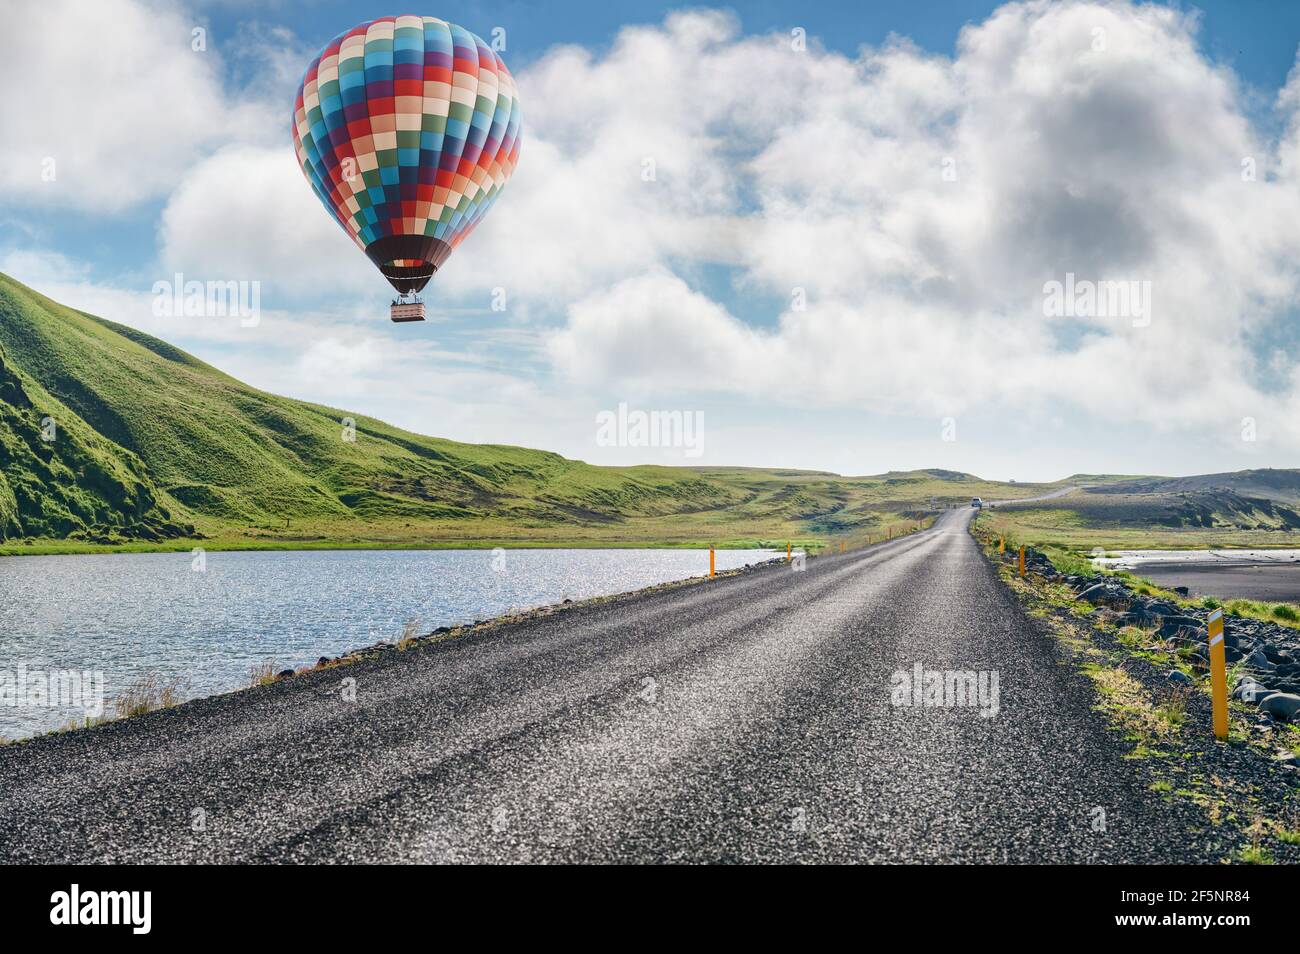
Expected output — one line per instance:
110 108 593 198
5 0 1300 480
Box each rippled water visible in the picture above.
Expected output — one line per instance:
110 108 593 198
0 547 774 739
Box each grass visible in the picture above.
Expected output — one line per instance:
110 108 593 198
1237 843 1274 865
1275 826 1300 845
1078 662 1183 756
395 621 420 651
1272 603 1299 622
248 659 277 688
1218 597 1300 633
0 670 190 744
111 673 186 719
0 272 1060 556
980 492 1300 550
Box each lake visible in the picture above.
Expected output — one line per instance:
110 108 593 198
0 547 775 739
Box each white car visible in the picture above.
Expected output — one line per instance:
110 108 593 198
971 497 983 509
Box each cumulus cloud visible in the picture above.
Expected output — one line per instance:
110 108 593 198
0 0 276 212
159 145 377 298
530 2 1300 448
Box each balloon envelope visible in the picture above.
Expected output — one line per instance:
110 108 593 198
292 16 522 294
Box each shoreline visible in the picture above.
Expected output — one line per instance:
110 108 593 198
1 551 797 745
0 536 816 559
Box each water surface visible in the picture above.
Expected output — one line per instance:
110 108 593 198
0 547 774 739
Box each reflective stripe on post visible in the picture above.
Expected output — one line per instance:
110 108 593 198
1207 609 1229 741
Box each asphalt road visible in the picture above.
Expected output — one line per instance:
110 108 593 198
0 508 1215 863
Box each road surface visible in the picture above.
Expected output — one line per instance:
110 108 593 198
0 508 1215 863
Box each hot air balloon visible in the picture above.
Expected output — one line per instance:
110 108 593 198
292 16 522 322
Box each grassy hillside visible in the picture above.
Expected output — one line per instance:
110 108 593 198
979 473 1300 551
0 273 1056 553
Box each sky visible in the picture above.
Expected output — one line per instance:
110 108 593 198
4 0 1300 481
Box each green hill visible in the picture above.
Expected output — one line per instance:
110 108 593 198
0 273 1056 553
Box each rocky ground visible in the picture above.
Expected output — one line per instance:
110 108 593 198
1061 566 1300 735
988 539 1300 863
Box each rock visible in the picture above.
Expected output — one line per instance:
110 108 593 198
1236 680 1271 703
1243 648 1275 671
1258 692 1300 722
1275 752 1300 769
1075 582 1105 602
1157 615 1204 638
1173 585 1190 596
317 656 330 667
276 668 295 679
1076 582 1129 606
1165 670 1193 685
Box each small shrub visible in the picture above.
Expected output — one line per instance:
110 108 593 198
1200 596 1221 610
1272 604 1299 622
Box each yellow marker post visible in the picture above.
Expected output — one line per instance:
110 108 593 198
1207 608 1229 741
1018 545 1025 577
840 541 846 554
786 542 791 563
709 546 715 578
998 537 1005 553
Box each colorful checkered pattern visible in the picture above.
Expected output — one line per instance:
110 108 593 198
292 16 522 290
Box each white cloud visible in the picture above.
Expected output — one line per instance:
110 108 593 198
549 271 780 398
0 0 275 212
159 145 377 298
526 2 1300 450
